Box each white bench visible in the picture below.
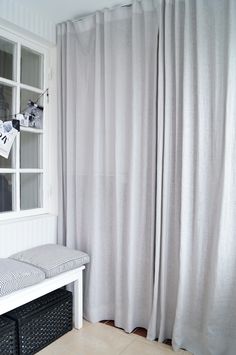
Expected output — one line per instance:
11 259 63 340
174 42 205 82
0 244 90 329
0 265 85 329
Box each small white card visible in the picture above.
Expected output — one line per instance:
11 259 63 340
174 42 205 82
0 120 18 159
16 113 29 127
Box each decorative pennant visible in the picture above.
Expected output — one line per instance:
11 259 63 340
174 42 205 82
0 88 48 159
24 100 44 129
0 120 19 159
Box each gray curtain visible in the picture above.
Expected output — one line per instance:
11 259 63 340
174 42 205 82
57 1 236 354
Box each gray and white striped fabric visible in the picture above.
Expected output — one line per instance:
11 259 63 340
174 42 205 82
0 258 45 297
10 244 90 278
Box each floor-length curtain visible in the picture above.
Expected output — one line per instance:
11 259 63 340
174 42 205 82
148 2 236 355
57 1 236 354
57 0 160 332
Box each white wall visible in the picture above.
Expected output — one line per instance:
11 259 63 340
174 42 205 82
0 214 57 257
0 0 56 45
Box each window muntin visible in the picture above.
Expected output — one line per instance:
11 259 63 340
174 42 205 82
0 32 46 218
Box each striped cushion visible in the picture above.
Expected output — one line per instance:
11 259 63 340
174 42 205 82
10 244 90 278
0 259 45 297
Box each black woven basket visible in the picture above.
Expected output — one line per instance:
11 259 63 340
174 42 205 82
0 316 17 355
5 288 72 355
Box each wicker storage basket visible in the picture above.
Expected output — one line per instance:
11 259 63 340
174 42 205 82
0 316 17 355
5 288 72 355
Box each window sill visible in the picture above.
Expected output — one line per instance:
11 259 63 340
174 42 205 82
0 210 55 223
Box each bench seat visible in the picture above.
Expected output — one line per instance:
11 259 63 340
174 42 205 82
0 259 45 297
0 244 90 329
10 244 90 278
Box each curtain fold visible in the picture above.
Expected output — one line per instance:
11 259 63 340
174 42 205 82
57 1 236 354
58 0 160 331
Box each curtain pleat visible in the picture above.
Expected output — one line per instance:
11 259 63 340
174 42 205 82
57 1 236 354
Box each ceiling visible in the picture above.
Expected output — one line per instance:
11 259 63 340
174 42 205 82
16 0 130 24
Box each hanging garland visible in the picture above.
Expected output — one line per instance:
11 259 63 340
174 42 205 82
0 88 49 159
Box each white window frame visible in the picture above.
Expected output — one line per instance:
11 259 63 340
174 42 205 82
0 27 49 221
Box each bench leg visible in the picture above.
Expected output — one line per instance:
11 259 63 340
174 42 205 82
73 269 83 329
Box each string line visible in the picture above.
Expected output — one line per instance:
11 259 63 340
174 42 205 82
0 88 49 120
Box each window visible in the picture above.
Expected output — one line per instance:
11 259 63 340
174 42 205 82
0 29 47 218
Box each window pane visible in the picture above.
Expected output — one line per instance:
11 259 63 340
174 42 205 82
20 132 42 168
20 89 43 112
0 173 14 212
0 143 15 168
21 46 43 89
20 173 42 210
0 84 13 121
0 37 15 80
